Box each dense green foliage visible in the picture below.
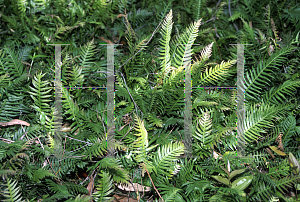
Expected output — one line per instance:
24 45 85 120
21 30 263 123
0 0 300 201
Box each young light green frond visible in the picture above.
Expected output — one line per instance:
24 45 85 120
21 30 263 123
133 37 148 54
67 64 85 87
159 9 173 76
268 196 279 202
131 114 158 163
62 88 80 121
163 65 184 86
132 113 148 147
16 0 27 17
172 18 202 68
192 42 214 75
198 60 236 86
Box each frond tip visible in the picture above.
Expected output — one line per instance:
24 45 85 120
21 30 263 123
1 178 23 202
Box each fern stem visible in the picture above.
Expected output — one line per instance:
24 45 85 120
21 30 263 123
142 163 164 202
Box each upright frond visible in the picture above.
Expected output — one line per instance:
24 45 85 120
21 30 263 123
158 9 173 76
172 18 202 68
93 171 114 202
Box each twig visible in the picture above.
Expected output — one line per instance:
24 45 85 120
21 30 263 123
0 30 9 34
176 129 183 143
200 17 217 25
80 166 99 185
20 125 29 141
62 134 93 145
58 135 67 169
0 137 14 143
119 71 144 119
128 168 138 202
66 143 90 153
37 137 64 185
120 123 136 141
228 0 239 31
165 123 178 139
147 195 153 202
142 163 164 202
105 24 119 43
141 168 144 199
135 24 148 32
213 37 222 60
212 0 222 39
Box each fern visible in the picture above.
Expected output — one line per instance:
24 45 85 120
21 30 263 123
28 71 53 124
93 171 114 202
1 178 23 202
244 46 296 101
152 141 185 184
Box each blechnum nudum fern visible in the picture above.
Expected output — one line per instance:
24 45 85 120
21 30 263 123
0 1 300 201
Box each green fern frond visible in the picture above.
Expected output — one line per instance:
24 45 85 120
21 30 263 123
84 142 106 161
244 46 296 100
193 111 223 158
76 39 97 75
146 113 163 128
62 88 86 133
171 18 202 69
1 178 23 202
163 65 185 87
65 194 92 202
0 94 31 122
2 43 25 78
127 8 153 25
45 178 69 195
88 158 129 184
244 103 293 143
176 158 197 185
158 9 173 78
182 180 213 201
131 114 159 163
190 0 203 21
192 42 214 73
15 0 27 17
32 168 57 183
66 64 85 87
93 171 114 202
28 71 53 125
261 79 300 105
153 142 185 184
198 60 236 86
159 183 183 202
